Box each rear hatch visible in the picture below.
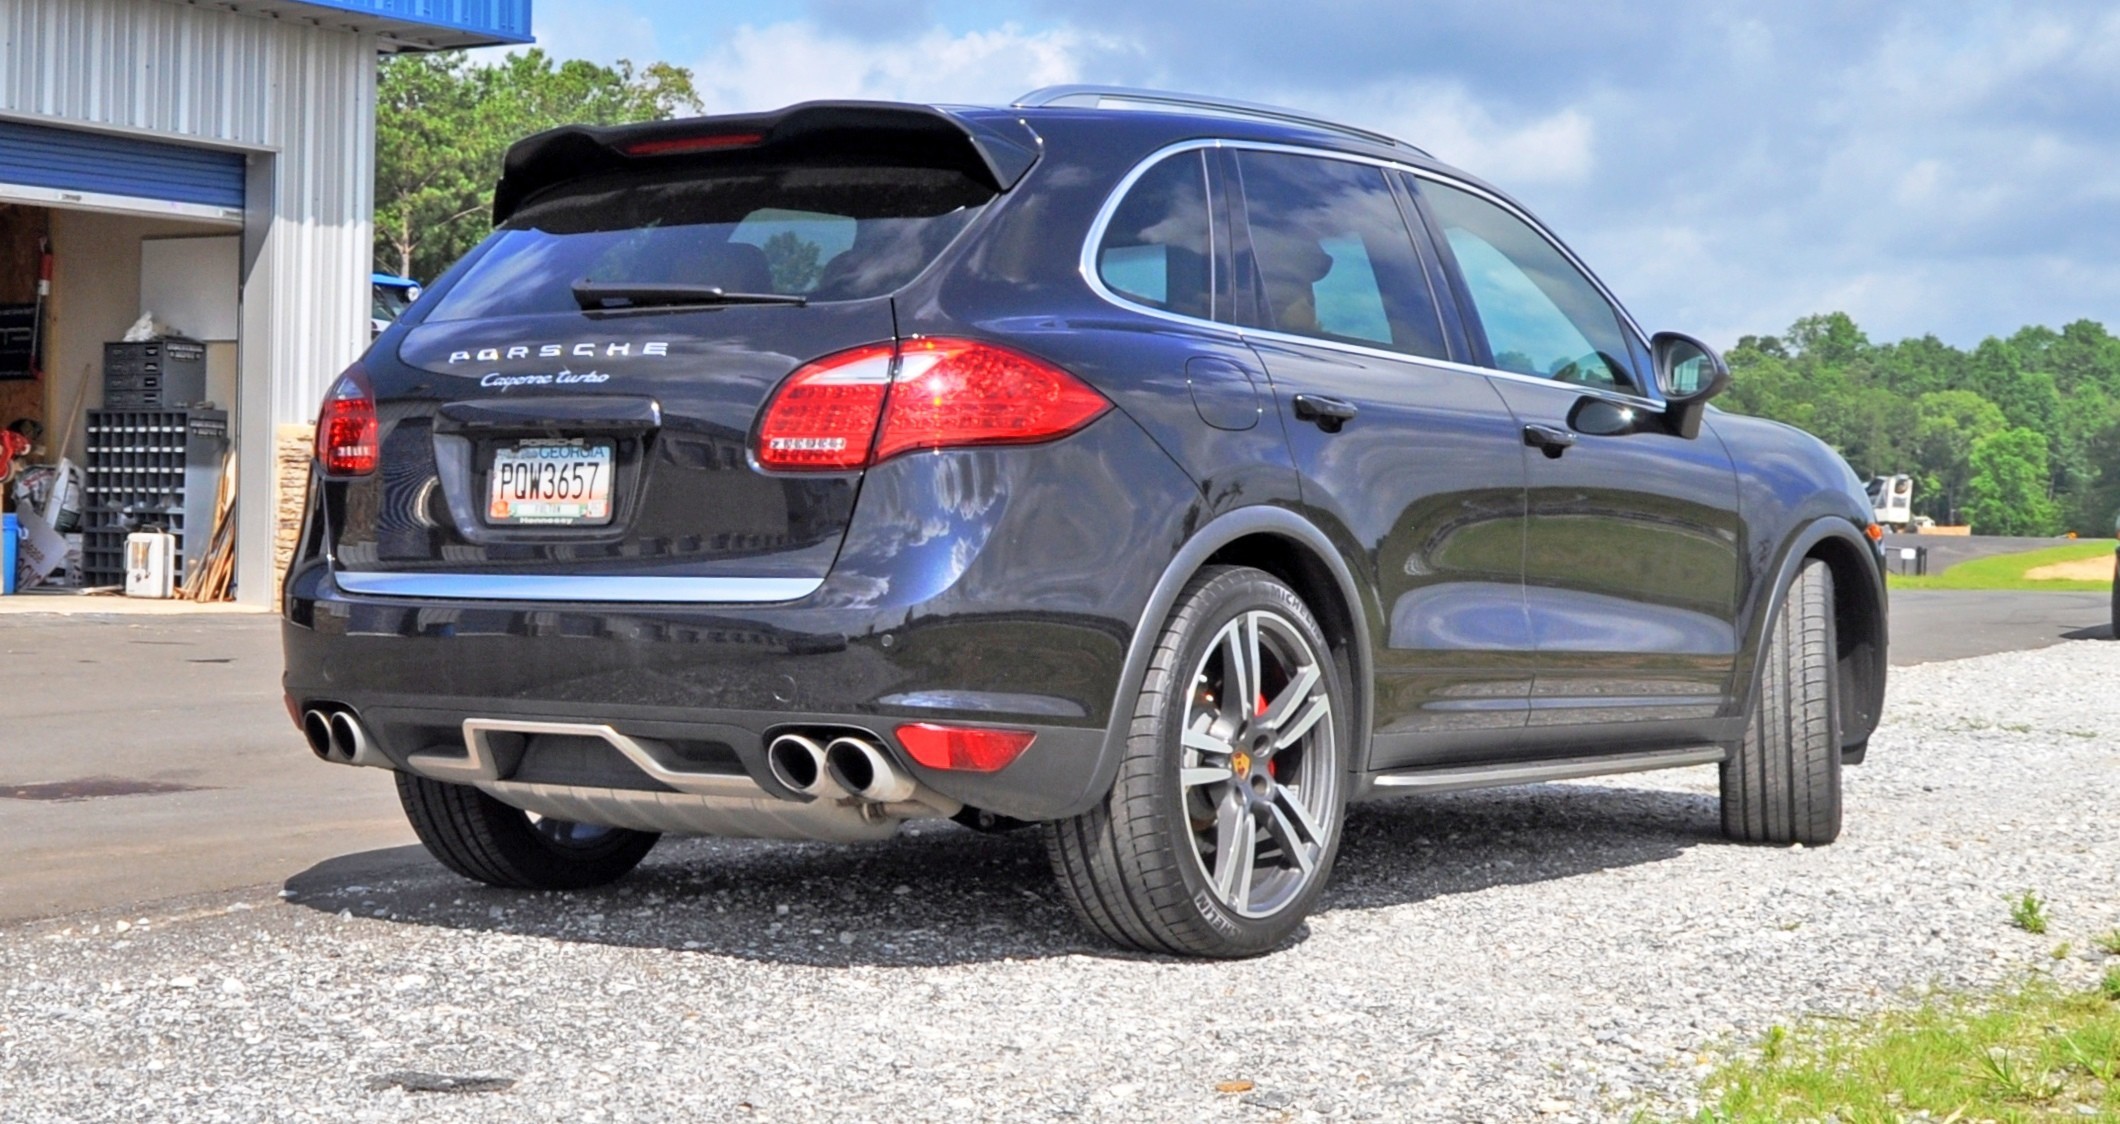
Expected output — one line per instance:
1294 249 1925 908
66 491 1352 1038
325 105 1034 593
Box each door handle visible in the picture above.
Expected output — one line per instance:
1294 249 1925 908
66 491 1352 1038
1522 423 1577 458
1292 394 1359 433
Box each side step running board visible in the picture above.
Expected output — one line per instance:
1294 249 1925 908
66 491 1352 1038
1370 745 1727 795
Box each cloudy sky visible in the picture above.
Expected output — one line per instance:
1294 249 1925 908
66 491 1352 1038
508 0 2120 349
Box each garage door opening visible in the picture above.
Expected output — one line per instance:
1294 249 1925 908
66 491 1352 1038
0 201 246 604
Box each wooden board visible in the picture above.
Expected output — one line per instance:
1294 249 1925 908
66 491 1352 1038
0 204 51 434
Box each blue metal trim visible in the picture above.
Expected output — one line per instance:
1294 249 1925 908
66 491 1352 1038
331 571 824 603
286 0 533 44
0 120 244 209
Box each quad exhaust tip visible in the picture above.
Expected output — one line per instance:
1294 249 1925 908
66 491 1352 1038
301 709 336 761
824 735 919 804
303 706 377 766
328 711 371 765
765 733 832 796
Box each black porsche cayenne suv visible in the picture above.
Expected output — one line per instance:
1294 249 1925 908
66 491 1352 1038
285 87 1887 957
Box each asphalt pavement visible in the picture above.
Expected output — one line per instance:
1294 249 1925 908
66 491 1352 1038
0 582 2110 925
1886 589 2111 664
1876 532 2089 575
0 613 409 924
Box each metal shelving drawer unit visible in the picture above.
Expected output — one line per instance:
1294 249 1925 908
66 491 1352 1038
103 338 208 409
81 408 228 589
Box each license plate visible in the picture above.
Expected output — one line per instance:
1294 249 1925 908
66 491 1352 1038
486 440 615 526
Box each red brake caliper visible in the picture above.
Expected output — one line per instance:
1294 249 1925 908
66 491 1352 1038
1260 693 1277 777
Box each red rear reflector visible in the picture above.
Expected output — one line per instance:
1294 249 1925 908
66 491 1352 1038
874 338 1108 462
755 339 1108 472
316 364 377 477
623 132 765 157
755 343 897 470
895 723 1036 773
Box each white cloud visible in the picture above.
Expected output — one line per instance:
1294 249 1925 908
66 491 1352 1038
497 0 2120 346
1367 89 1595 187
687 21 1122 113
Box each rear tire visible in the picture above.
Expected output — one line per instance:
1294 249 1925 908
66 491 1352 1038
1047 566 1347 958
395 772 658 890
1721 558 1842 845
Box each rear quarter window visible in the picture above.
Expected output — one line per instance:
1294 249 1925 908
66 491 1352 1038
1094 151 1214 319
427 163 993 321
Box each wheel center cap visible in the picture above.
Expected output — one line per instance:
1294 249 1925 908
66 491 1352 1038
1230 749 1253 777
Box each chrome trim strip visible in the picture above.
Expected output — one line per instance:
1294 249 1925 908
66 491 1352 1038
331 571 823 604
450 718 767 799
1078 138 1661 411
1370 746 1727 794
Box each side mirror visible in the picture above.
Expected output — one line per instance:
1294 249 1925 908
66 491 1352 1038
1651 331 1730 439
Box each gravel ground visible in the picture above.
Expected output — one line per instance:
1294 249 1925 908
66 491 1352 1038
3 641 2117 1123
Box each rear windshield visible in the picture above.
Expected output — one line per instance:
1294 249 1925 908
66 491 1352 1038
426 162 993 321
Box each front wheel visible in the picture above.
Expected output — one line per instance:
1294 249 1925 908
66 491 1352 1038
1721 558 1842 845
1048 566 1347 957
396 772 659 890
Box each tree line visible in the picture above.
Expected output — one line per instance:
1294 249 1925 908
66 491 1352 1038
1722 313 2120 536
374 50 700 284
371 55 2116 537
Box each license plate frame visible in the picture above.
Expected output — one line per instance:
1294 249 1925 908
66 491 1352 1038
483 439 618 527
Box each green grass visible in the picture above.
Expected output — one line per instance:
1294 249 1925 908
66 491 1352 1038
2014 891 2052 935
1693 976 2120 1123
1887 540 2117 591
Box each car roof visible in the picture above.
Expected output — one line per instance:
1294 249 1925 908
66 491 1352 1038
958 101 1499 190
494 93 1518 224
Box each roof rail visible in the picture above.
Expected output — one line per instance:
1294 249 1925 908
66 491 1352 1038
1013 85 1429 157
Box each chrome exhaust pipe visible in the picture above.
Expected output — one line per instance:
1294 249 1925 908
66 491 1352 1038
766 733 835 797
824 736 919 804
327 711 372 766
301 709 336 761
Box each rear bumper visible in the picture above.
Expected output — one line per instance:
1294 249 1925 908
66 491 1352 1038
283 416 1204 821
283 608 1110 820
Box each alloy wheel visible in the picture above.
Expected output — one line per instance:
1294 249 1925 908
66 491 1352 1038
1178 608 1338 918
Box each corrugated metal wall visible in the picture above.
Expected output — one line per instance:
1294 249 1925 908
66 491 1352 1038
0 0 377 603
0 0 374 428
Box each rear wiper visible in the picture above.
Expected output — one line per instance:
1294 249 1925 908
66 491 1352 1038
570 280 808 311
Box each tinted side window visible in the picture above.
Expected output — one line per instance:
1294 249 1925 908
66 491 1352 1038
1233 151 1444 357
1096 151 1214 319
1419 180 1641 391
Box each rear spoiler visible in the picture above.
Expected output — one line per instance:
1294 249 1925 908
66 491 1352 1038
492 102 1043 224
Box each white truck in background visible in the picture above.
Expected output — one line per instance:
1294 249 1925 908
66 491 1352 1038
1866 474 1915 531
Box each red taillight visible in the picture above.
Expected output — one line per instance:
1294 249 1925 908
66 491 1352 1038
316 364 377 477
874 339 1110 462
895 723 1036 773
623 132 765 157
754 338 1109 472
755 343 897 471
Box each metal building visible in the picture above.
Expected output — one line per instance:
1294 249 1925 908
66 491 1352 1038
0 0 532 604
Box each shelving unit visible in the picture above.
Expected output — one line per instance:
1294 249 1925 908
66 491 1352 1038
81 408 227 589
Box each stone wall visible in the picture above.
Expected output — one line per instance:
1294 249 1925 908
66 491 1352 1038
273 424 311 604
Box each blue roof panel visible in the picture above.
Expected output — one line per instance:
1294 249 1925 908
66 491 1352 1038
284 0 533 46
